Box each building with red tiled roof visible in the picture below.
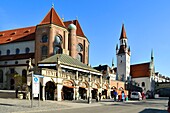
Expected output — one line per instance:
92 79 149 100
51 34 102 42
0 7 89 90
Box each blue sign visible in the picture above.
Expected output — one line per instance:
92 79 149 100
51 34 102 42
32 76 39 97
34 77 38 83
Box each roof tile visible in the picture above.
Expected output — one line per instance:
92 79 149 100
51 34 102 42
0 26 35 44
39 54 100 73
130 63 151 78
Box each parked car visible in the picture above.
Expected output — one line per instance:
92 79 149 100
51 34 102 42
130 91 142 100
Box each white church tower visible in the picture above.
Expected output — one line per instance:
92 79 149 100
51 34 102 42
116 24 131 81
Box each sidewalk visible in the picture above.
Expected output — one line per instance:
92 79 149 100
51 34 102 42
0 98 135 113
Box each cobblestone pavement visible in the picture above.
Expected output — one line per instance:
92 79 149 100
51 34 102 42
0 98 168 113
0 98 127 113
0 98 70 113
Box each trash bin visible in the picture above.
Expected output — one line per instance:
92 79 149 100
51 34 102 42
96 97 98 102
125 97 128 101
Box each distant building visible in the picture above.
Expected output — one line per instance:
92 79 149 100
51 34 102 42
116 24 131 82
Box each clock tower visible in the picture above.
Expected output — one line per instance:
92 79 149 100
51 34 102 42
116 24 131 81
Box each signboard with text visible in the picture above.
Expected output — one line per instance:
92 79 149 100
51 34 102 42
32 76 39 97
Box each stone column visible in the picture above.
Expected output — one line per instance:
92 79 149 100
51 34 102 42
99 75 103 99
75 71 79 100
108 77 111 99
88 73 92 104
54 84 58 100
56 83 63 101
42 85 45 101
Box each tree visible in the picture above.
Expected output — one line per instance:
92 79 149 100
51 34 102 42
13 74 27 91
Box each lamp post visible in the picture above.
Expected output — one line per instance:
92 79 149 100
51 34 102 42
88 72 92 104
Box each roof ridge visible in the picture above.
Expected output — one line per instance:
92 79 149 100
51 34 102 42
0 26 36 33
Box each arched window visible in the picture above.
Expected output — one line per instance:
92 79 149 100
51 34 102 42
54 35 62 45
25 47 30 53
7 49 10 55
77 43 83 52
142 82 145 87
0 70 3 83
41 46 48 59
77 53 83 62
54 46 62 54
16 48 20 54
53 35 62 54
41 35 48 43
22 69 27 83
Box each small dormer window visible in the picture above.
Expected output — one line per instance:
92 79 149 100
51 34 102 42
6 38 12 42
24 30 30 33
10 32 15 35
0 34 4 37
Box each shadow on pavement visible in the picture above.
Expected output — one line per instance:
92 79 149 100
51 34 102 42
0 103 15 106
139 108 168 113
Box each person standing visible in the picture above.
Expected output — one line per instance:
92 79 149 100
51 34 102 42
113 91 118 102
168 96 170 113
99 92 102 101
121 91 125 102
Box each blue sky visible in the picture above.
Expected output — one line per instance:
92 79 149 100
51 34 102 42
0 0 170 77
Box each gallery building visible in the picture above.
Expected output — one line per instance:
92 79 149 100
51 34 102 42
0 7 114 101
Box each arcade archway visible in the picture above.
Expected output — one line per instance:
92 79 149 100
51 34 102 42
45 81 55 100
92 83 99 99
102 85 108 99
79 82 88 100
62 80 74 100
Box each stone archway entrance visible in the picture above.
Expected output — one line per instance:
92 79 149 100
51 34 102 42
79 82 88 100
92 83 99 99
102 85 108 99
45 81 55 100
62 80 74 100
102 89 107 99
